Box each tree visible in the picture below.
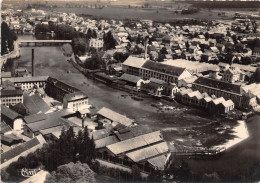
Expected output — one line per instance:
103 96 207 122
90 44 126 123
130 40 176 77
1 22 17 55
45 162 96 183
205 32 209 39
160 47 168 55
147 170 163 182
252 67 260 83
131 165 142 182
103 31 116 50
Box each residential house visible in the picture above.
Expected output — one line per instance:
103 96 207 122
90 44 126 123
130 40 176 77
89 38 104 49
222 66 245 83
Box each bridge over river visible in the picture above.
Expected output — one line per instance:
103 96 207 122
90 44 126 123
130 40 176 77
18 40 72 47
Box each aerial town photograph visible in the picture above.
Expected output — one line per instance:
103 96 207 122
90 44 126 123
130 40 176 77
0 0 260 182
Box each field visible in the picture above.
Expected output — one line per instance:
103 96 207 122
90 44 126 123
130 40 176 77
52 6 236 22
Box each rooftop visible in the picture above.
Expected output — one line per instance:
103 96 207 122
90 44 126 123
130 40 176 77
97 107 134 127
126 141 168 162
24 113 48 124
120 73 142 83
64 91 88 102
107 131 163 155
1 135 46 164
95 135 119 149
142 61 186 76
162 59 219 74
122 56 146 68
1 105 21 120
194 77 242 95
2 76 49 83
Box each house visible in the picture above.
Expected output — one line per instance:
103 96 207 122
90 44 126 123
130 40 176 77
120 73 144 90
97 107 134 127
222 66 245 83
162 83 179 98
63 91 89 112
1 135 46 169
141 81 164 97
178 76 197 88
253 47 260 56
218 62 230 71
1 105 23 131
89 38 104 49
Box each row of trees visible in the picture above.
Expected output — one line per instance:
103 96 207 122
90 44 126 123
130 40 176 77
1 22 17 55
3 127 96 181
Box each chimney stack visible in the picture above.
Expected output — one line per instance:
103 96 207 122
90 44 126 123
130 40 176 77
82 118 85 128
32 49 35 76
144 37 148 60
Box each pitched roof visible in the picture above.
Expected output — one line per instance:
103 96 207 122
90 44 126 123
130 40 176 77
1 134 22 144
123 56 146 68
194 77 242 95
162 59 219 74
90 129 110 141
231 63 256 73
106 131 163 155
39 125 67 135
115 125 154 141
1 105 21 120
0 121 12 134
24 113 48 124
142 61 186 76
212 97 225 105
64 91 88 102
95 135 119 149
147 154 168 170
221 99 234 107
23 94 50 115
26 118 69 132
120 73 142 83
1 89 23 96
1 135 46 164
126 141 168 162
97 107 134 127
10 103 29 116
2 76 49 83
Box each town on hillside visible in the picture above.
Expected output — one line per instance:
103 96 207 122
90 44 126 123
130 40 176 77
1 0 260 182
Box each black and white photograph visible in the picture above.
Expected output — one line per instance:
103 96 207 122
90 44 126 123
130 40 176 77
0 0 260 182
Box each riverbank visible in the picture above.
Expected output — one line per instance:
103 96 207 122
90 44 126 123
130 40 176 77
1 41 20 69
213 120 249 151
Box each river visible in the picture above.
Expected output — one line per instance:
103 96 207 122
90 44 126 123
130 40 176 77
8 35 260 181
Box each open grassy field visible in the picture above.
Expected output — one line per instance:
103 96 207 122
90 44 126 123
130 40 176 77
53 6 236 22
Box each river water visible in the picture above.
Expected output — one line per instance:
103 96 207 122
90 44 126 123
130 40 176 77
9 35 260 181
